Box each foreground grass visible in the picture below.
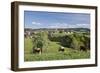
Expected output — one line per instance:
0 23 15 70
24 38 90 61
25 50 90 61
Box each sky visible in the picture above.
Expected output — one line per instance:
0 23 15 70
24 11 90 29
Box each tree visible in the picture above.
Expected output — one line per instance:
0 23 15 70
70 33 90 50
32 31 49 53
71 36 79 49
82 36 90 50
60 35 72 47
70 33 84 50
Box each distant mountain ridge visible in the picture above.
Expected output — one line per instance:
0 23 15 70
24 28 90 32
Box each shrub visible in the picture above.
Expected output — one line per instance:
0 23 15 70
60 35 72 47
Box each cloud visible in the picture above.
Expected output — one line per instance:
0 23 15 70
76 24 90 28
49 23 70 28
49 23 90 28
49 23 72 28
32 21 42 25
29 21 90 29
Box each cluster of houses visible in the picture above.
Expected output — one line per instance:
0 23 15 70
24 28 74 38
24 28 89 38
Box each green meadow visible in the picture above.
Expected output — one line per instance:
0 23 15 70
24 30 90 61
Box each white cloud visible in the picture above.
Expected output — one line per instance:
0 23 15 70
32 21 42 25
29 21 90 29
76 24 90 28
49 23 74 28
49 23 90 28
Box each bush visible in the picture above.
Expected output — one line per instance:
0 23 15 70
60 35 72 47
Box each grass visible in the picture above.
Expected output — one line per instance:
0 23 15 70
25 51 90 61
24 38 33 54
24 38 90 61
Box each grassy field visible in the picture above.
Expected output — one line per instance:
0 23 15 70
24 37 90 61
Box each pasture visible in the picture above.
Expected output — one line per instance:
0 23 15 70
24 30 90 61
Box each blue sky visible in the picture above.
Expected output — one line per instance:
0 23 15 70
24 11 90 29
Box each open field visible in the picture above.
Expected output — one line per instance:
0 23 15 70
24 30 90 61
